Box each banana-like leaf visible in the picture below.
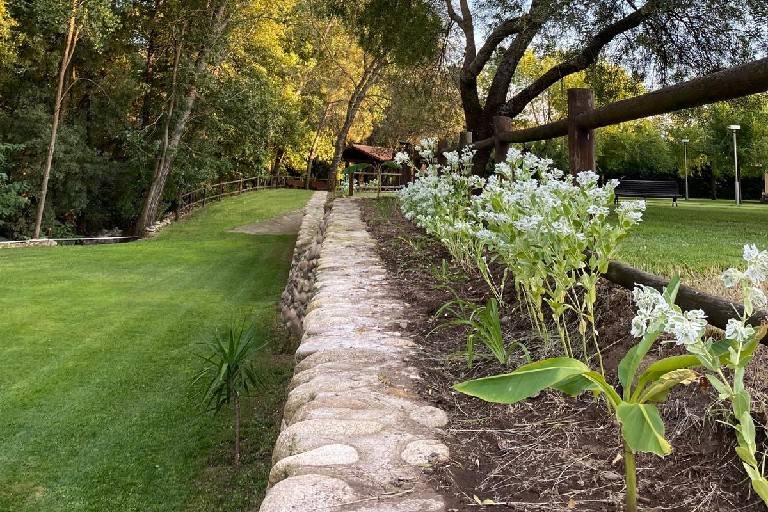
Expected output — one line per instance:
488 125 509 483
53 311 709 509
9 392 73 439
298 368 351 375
633 355 701 400
637 368 698 403
553 374 600 397
618 321 664 395
617 402 671 456
454 357 590 404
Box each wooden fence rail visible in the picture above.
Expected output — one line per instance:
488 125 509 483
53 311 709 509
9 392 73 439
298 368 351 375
174 175 286 220
433 57 768 339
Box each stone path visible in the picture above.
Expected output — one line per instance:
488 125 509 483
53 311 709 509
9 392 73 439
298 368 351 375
261 198 448 512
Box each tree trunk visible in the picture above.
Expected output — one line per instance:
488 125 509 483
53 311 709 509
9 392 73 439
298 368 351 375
306 102 333 189
328 59 383 190
33 0 78 239
134 3 229 236
233 392 241 468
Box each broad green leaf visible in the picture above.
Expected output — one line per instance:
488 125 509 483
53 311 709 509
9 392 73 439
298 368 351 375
553 374 599 397
454 358 590 404
618 322 663 395
582 371 622 407
637 369 698 403
617 402 671 456
633 355 701 400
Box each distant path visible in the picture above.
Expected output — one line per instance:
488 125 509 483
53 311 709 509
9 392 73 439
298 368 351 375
230 210 304 235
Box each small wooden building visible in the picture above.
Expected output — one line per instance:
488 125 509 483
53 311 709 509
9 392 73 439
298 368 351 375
341 143 395 167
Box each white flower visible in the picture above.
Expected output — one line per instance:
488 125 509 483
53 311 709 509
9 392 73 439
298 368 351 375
630 284 671 337
666 309 707 345
576 171 599 187
725 318 755 342
443 151 460 168
749 287 768 309
722 268 744 288
394 152 410 166
744 244 760 263
514 215 543 232
617 200 646 223
551 217 573 236
587 205 609 217
505 147 522 163
745 265 767 286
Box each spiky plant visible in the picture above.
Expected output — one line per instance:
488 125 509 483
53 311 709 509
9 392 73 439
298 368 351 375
193 321 266 467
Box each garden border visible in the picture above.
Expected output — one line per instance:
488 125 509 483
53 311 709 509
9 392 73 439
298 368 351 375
262 198 449 512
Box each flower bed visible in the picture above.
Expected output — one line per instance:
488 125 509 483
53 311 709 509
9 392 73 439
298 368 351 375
360 198 768 510
355 138 768 510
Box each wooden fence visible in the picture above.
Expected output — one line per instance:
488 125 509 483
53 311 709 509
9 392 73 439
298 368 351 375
438 57 768 336
348 169 406 197
173 175 286 220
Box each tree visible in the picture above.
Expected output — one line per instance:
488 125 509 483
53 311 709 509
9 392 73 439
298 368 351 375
134 0 236 236
194 321 266 467
324 0 443 188
32 0 117 238
443 0 767 173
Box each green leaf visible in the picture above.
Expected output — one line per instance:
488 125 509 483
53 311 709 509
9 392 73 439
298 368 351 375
618 323 663 395
633 355 701 399
663 275 681 304
637 369 698 403
454 358 590 404
706 374 731 399
743 465 768 505
617 402 672 456
553 374 599 397
582 371 622 407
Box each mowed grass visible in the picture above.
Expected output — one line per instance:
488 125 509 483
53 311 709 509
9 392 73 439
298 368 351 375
0 189 313 512
618 199 768 295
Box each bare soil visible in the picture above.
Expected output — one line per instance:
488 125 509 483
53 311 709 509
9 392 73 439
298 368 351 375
358 197 768 512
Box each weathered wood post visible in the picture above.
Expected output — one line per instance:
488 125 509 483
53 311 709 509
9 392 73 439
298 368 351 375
493 116 512 165
377 164 382 198
567 88 596 175
458 131 473 149
174 193 181 221
202 187 207 206
437 139 450 167
346 161 353 197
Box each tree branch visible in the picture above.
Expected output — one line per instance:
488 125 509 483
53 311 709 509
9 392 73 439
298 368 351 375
501 0 661 117
465 16 525 78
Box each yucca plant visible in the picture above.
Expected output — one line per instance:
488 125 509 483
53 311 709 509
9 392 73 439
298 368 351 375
193 321 266 467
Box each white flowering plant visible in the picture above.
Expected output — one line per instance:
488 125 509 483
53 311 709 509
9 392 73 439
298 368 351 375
456 276 706 512
398 146 486 269
626 244 768 505
470 149 645 365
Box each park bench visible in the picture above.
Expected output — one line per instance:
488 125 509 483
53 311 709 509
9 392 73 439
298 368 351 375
614 179 680 206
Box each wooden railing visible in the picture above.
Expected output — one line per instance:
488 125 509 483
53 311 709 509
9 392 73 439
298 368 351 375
173 175 286 220
348 169 407 197
433 57 768 337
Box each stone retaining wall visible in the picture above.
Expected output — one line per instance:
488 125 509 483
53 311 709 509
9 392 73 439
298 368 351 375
261 198 448 512
280 192 330 336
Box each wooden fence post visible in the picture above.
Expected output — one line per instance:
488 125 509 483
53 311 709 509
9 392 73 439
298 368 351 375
437 139 450 166
567 88 596 175
175 194 181 221
377 164 382 198
493 116 513 163
458 131 473 149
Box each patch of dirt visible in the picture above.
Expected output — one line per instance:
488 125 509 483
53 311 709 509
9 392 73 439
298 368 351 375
230 210 303 235
358 197 768 512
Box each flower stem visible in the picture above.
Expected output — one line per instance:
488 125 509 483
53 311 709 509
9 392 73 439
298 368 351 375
624 446 638 512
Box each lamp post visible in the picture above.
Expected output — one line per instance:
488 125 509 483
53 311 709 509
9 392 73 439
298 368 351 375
681 138 690 200
728 125 741 205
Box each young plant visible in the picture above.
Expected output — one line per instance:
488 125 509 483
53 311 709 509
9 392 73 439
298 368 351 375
645 244 768 504
193 321 266 467
455 277 701 512
437 297 528 368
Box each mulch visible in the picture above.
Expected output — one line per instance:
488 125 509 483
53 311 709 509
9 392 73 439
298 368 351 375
358 197 768 512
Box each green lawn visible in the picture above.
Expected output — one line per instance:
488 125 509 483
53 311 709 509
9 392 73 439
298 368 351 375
618 199 768 294
0 189 313 512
